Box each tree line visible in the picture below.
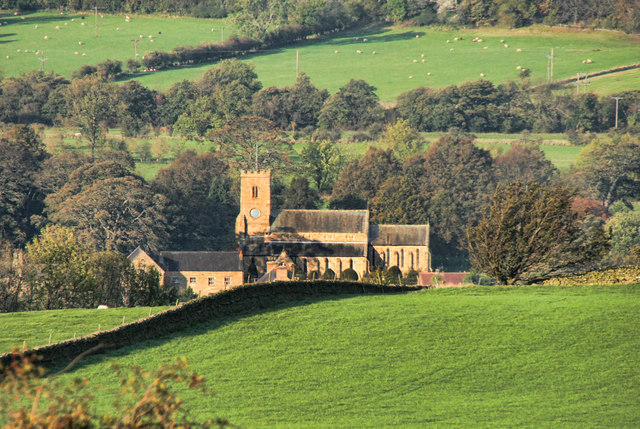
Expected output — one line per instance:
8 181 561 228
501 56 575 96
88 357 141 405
2 61 640 140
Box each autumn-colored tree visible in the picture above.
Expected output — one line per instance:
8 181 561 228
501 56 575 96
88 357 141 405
467 181 609 285
494 143 557 185
210 116 292 171
383 119 425 160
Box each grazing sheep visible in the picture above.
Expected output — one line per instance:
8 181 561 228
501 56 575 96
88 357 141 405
454 37 458 41
150 39 154 42
334 50 338 54
416 35 419 38
363 38 368 42
71 18 75 21
446 40 450 43
504 44 508 48
6 56 9 59
82 53 86 56
516 48 522 52
35 25 38 28
409 75 413 79
477 39 483 42
413 59 418 63
65 22 68 26
480 73 485 77
44 36 48 39
586 59 592 63
516 66 521 70
427 72 431 76
97 305 108 309
81 22 85 26
55 26 60 29
450 48 454 52
421 54 424 58
421 59 425 63
356 50 361 54
372 51 376 55
500 39 505 43
483 46 488 49
78 41 83 45
75 51 78 55
116 27 119 30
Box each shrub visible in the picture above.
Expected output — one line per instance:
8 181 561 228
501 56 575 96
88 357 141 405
340 268 359 281
430 273 443 286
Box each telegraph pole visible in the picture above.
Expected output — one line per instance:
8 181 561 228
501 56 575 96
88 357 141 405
94 6 105 37
38 50 47 71
296 50 299 78
131 38 140 57
546 48 554 82
612 96 623 129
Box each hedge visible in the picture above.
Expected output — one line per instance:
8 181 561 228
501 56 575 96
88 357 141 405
0 281 424 370
543 266 640 286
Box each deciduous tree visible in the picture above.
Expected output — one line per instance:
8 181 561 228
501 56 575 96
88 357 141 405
298 140 343 193
467 181 609 284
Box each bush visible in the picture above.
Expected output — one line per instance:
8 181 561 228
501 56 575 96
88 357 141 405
463 271 496 285
403 269 419 285
312 128 341 142
340 268 359 281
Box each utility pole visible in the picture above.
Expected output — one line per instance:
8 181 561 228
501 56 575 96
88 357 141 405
94 6 105 37
296 50 299 78
221 27 224 42
131 38 140 57
38 50 47 71
546 48 554 82
612 96 623 129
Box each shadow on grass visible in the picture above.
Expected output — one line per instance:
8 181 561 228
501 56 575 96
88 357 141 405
0 12 80 27
0 33 17 44
323 30 427 46
49 292 395 375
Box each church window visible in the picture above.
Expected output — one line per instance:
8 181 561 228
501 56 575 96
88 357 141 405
224 277 231 287
395 252 400 267
252 186 258 198
349 259 353 270
189 277 196 284
325 258 329 271
338 259 343 273
410 253 414 269
386 249 390 266
208 277 215 286
401 249 405 267
416 250 420 267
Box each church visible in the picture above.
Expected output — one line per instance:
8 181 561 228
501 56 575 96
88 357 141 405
130 170 431 295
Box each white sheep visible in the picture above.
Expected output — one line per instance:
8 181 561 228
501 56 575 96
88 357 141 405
44 35 48 39
35 25 38 28
75 51 79 55
372 51 376 55
363 38 368 42
78 41 83 45
480 73 485 77
81 22 85 26
413 59 418 63
586 59 592 63
516 48 522 52
409 75 413 79
427 72 431 76
356 50 361 54
516 66 521 70
483 46 488 50
504 44 509 48
421 53 424 58
416 35 419 38
334 50 338 54
82 53 86 56
450 48 454 52
421 59 425 63
55 25 60 29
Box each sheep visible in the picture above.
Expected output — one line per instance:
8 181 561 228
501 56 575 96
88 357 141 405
421 59 425 63
150 39 154 42
480 73 485 77
35 25 38 28
454 37 458 41
500 39 505 43
363 38 368 42
516 48 522 52
44 35 48 39
55 25 60 29
416 35 419 38
116 27 119 30
516 66 521 70
409 75 413 79
446 40 450 43
71 18 75 21
140 34 143 38
6 56 9 59
149 35 152 38
427 72 431 76
65 22 68 26
356 50 361 54
372 51 376 55
483 46 488 50
74 51 79 55
82 53 86 56
421 53 424 58
504 44 508 48
586 59 592 63
74 132 82 138
334 50 338 54
78 41 83 45
477 38 483 42
450 48 454 52
81 22 85 26
413 59 418 63
97 305 109 309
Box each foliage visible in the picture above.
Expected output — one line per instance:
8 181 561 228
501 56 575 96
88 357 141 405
385 265 402 284
330 148 400 209
321 268 336 280
318 79 384 130
575 134 640 208
0 352 230 427
494 143 557 185
0 125 48 247
281 177 320 209
210 116 292 171
605 211 640 265
0 71 68 125
232 0 292 40
298 140 343 193
152 151 236 251
383 118 425 160
467 181 609 284
543 266 640 286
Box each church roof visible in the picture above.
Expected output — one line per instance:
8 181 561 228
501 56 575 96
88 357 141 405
243 239 367 258
369 224 429 246
159 251 243 272
270 210 369 234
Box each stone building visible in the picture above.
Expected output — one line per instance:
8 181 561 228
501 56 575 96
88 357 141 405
128 247 244 295
236 170 431 280
129 169 432 293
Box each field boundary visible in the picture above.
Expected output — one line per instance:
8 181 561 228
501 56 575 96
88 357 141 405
0 281 423 369
533 63 640 90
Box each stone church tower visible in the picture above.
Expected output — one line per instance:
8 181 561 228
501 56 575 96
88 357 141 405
235 170 271 236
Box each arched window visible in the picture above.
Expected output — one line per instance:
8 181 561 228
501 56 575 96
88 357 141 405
416 249 420 267
252 186 258 198
401 249 405 267
349 259 353 270
395 252 400 267
338 259 343 273
325 258 329 271
410 252 414 269
386 249 390 266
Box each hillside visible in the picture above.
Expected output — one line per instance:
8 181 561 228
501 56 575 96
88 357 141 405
3 12 639 100
42 283 640 427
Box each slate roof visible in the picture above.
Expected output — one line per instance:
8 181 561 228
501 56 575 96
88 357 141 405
159 251 242 272
369 224 429 246
242 239 367 258
270 210 369 234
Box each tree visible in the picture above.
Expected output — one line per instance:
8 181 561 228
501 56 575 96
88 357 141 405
152 151 236 251
494 143 557 185
318 79 384 130
156 79 197 128
575 134 640 207
210 116 292 171
282 176 320 209
383 118 425 159
117 80 158 137
232 0 292 40
0 125 48 247
49 176 168 254
330 148 400 209
24 225 92 310
605 211 640 265
64 76 118 160
467 181 609 285
298 140 343 193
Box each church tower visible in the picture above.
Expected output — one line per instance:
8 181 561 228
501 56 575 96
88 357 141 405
235 170 271 236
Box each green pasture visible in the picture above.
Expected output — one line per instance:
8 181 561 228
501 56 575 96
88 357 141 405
132 24 640 99
556 67 640 96
0 306 169 354
46 284 640 427
0 11 230 78
2 12 639 100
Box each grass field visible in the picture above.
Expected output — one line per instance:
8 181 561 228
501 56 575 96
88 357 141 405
38 284 640 427
556 67 640 96
0 11 231 78
2 12 639 100
0 306 169 354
